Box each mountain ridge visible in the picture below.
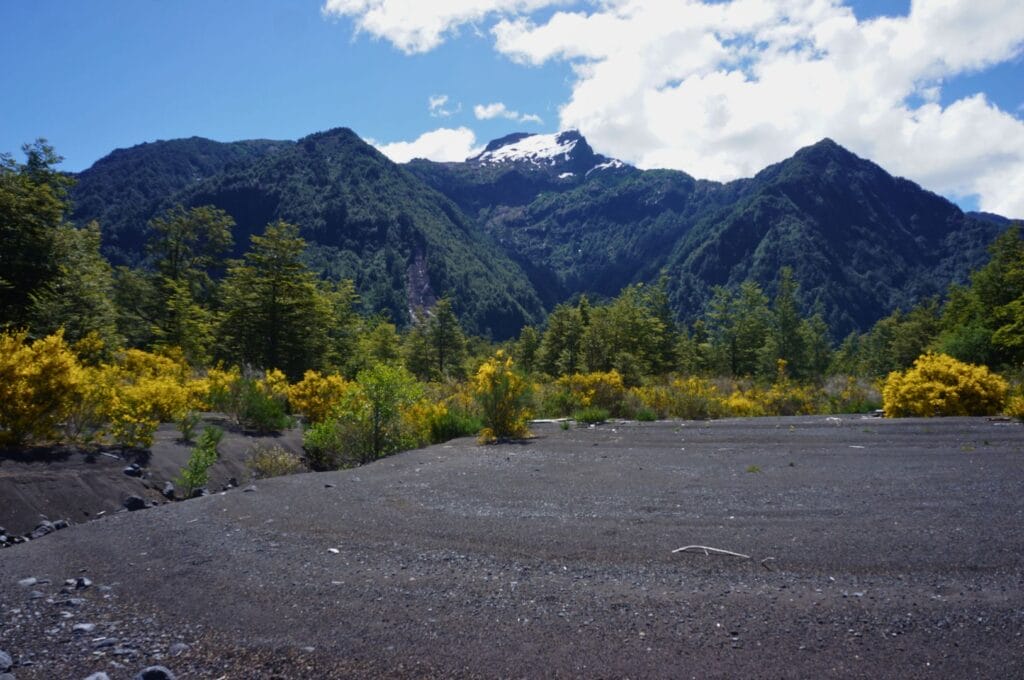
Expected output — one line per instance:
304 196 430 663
68 128 1012 339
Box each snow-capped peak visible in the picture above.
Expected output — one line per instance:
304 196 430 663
472 131 581 166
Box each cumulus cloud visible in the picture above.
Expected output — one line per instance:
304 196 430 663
321 0 563 53
372 126 482 163
331 0 1024 215
474 101 543 124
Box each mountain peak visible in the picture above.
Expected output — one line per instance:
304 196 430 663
469 130 628 178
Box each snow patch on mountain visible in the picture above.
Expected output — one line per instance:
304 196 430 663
475 132 579 166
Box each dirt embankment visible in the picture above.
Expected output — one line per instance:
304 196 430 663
0 416 1022 678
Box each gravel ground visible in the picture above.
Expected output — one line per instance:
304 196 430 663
1 415 1022 678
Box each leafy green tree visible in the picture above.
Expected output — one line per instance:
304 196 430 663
351 317 402 376
537 303 586 376
427 297 467 380
938 226 1024 368
28 221 120 350
356 363 422 462
760 268 806 377
514 325 541 375
218 220 329 378
146 205 234 364
706 281 769 377
0 140 74 329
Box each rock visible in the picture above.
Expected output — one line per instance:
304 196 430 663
73 623 96 633
123 464 142 477
28 521 55 539
76 577 93 590
227 477 238 488
162 482 176 500
17 577 37 588
168 643 189 657
190 488 208 499
123 496 147 512
92 638 118 649
28 590 45 600
242 485 257 493
134 666 176 680
83 673 112 680
0 649 11 671
0 674 16 680
53 519 70 530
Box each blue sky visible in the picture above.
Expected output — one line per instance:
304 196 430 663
1 1 1022 214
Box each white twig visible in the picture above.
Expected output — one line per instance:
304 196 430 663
671 545 750 559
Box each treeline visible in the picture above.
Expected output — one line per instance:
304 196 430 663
3 140 1023 459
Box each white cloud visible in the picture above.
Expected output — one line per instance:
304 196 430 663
473 101 543 124
372 126 483 163
321 0 563 53
428 94 460 117
331 0 1024 215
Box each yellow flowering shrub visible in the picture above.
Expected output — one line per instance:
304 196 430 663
0 330 82 445
204 365 241 412
553 371 626 414
473 351 531 443
401 399 449 448
665 376 725 419
288 370 354 424
1005 395 1024 421
259 368 290 402
883 353 1007 417
629 385 672 418
722 390 765 417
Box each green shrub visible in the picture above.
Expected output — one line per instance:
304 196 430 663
635 407 658 422
177 410 201 442
247 445 305 479
574 406 610 424
883 353 1007 417
429 409 482 443
178 426 223 495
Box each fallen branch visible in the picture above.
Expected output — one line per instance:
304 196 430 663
671 545 750 559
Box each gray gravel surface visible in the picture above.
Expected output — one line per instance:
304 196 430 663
1 416 1022 678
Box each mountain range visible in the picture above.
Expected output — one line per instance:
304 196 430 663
69 128 1012 340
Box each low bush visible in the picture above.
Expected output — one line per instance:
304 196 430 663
882 353 1007 417
574 406 610 424
288 370 353 424
247 445 305 479
635 407 658 422
178 426 223 495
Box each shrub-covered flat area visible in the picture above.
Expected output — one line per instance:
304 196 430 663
1 416 1022 678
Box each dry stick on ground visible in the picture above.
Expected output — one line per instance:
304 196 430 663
671 545 751 559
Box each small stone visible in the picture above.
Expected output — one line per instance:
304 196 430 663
190 488 208 499
0 649 11 671
73 623 96 633
123 496 147 512
92 638 118 649
227 477 238 488
242 485 257 493
168 642 189 657
324 483 335 488
123 465 142 477
29 521 55 539
76 577 93 590
17 577 37 588
28 590 45 600
162 482 176 500
0 674 16 680
134 666 176 680
53 519 70 530
83 673 112 680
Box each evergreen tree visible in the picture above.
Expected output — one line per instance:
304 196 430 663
706 282 769 376
514 325 541 375
537 303 585 376
146 205 234 364
218 220 329 378
427 297 467 379
761 267 806 377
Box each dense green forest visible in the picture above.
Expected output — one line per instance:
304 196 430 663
2 138 1022 468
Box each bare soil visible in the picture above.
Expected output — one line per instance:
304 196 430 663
1 416 1022 678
